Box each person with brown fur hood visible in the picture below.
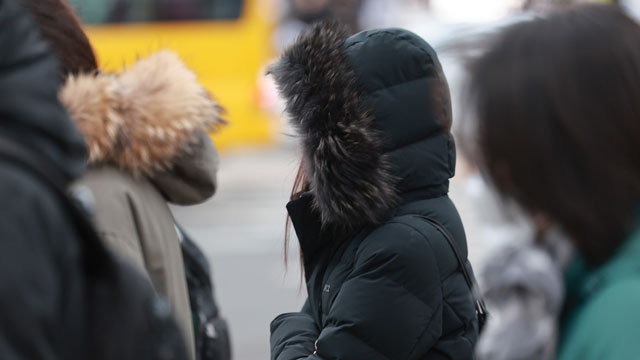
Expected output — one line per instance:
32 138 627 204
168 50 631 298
20 2 224 359
60 50 224 360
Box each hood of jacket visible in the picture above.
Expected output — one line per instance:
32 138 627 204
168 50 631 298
0 0 87 184
59 50 224 205
272 21 455 228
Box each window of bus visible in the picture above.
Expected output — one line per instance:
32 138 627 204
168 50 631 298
68 0 244 24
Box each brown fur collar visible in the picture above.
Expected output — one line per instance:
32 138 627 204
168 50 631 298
59 50 224 177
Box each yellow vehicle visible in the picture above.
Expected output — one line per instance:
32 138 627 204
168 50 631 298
69 0 278 150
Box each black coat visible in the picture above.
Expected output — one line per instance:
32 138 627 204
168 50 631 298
0 1 90 358
0 3 190 360
0 3 192 360
270 23 479 360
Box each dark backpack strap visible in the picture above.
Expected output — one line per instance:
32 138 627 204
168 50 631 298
413 215 488 332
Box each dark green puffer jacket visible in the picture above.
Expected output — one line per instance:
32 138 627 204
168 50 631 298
270 22 479 360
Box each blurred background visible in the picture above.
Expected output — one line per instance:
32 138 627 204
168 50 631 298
65 0 631 359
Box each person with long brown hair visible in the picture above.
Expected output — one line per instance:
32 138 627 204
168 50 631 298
20 1 225 359
468 4 640 359
269 21 481 360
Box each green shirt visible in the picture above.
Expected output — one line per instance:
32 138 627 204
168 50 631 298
557 226 640 360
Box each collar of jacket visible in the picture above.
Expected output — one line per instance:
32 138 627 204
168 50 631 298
271 21 454 231
287 193 323 262
286 187 449 263
287 192 362 263
564 223 640 306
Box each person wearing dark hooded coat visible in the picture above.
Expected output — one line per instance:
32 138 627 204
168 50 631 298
0 1 185 359
17 2 224 358
0 0 89 357
269 22 479 360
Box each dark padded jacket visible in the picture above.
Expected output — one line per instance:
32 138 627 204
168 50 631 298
0 2 188 359
0 0 89 358
270 23 479 360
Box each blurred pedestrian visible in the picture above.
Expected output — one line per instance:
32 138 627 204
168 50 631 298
269 21 482 360
274 0 372 52
468 4 640 359
327 0 364 32
0 0 187 359
475 225 573 360
273 0 331 53
21 1 225 359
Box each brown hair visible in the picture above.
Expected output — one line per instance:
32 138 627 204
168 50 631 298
20 0 98 75
469 4 640 265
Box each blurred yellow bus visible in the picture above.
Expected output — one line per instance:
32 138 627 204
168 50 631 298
68 0 278 150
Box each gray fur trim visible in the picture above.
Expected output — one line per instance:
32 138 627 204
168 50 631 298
270 21 398 227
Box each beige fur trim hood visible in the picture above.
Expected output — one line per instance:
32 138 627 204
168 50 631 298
59 50 224 177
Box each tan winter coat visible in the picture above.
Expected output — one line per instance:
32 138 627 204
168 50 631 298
59 50 225 360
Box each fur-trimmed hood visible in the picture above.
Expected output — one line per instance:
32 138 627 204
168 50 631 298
273 22 455 228
60 50 224 204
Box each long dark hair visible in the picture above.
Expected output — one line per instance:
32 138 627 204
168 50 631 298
20 0 98 75
469 4 640 265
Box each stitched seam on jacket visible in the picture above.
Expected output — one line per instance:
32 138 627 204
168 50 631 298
387 219 445 357
460 327 474 350
319 323 395 360
401 219 476 357
387 129 447 154
442 299 463 325
323 279 434 360
344 30 436 93
369 76 429 96
351 223 440 309
332 222 441 360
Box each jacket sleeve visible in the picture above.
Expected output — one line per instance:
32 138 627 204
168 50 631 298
272 223 443 360
270 307 320 360
270 299 320 360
